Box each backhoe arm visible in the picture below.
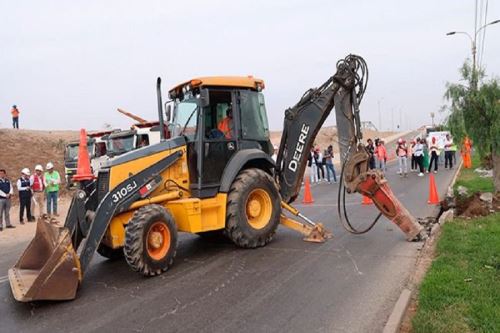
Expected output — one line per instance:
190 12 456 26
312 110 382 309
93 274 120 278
276 54 423 241
276 55 361 203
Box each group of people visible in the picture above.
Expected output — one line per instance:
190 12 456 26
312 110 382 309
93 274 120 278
307 145 337 184
365 133 458 177
0 163 61 231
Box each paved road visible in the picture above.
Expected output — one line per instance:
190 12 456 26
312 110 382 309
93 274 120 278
0 136 459 333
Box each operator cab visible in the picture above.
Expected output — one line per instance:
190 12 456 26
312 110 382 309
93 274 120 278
168 77 273 198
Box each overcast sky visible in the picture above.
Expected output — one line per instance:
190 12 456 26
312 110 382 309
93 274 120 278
1 0 499 132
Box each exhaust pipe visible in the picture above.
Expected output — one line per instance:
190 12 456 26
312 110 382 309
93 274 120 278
157 77 165 141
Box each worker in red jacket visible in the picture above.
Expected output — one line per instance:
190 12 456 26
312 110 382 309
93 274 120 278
375 140 387 171
11 105 20 129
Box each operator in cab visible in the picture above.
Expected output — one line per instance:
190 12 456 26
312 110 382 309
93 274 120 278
217 105 233 139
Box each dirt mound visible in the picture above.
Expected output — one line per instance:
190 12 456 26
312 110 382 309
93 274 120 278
270 126 396 152
0 128 78 192
455 192 500 218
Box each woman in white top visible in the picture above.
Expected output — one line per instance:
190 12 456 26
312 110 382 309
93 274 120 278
427 137 439 173
413 138 425 176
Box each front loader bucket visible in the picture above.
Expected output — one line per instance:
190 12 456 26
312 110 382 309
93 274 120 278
8 219 81 302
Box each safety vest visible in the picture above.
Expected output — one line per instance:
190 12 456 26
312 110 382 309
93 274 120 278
31 175 44 192
11 108 20 117
0 178 11 196
217 117 233 139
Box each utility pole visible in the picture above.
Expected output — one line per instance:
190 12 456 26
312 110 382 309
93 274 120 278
399 108 402 131
391 108 394 132
430 112 435 127
446 19 500 89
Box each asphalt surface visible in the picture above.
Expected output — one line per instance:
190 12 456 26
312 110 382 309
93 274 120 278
0 135 459 333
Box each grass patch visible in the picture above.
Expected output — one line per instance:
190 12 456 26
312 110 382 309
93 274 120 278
454 154 494 194
412 213 500 333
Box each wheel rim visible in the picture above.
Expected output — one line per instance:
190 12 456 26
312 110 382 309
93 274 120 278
245 188 273 230
146 221 171 260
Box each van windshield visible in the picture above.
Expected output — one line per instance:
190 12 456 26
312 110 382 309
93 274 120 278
108 135 135 156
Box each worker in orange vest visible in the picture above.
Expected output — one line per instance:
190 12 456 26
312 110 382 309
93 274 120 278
11 105 20 129
462 136 473 168
217 105 233 139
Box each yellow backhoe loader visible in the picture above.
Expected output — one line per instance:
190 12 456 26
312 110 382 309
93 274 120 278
9 55 423 302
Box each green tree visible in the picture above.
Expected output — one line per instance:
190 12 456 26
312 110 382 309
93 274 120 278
443 61 500 193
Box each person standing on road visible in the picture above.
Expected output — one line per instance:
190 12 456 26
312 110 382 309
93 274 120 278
375 140 387 171
396 138 408 177
271 144 278 162
450 141 458 164
17 168 34 224
30 165 45 219
307 148 319 184
324 145 337 183
366 138 375 169
11 105 20 129
316 147 325 182
0 169 15 230
423 138 430 171
44 162 61 216
427 137 439 173
413 138 425 176
409 140 416 172
444 134 454 169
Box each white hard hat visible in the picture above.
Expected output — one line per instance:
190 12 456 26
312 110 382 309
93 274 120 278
21 168 31 176
398 138 403 143
35 164 43 172
46 162 54 170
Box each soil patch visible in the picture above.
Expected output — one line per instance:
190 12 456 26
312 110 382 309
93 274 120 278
455 192 500 218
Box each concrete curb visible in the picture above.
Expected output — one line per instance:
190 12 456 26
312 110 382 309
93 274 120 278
382 158 463 333
382 289 412 333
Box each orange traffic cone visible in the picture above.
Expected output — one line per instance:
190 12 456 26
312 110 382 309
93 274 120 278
427 173 440 204
362 195 373 205
72 129 94 181
302 177 314 204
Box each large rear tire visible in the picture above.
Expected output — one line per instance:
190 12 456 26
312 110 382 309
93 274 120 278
124 204 177 276
225 168 281 248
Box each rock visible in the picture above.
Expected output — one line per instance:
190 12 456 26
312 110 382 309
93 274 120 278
479 192 493 204
474 168 493 178
457 185 468 196
446 186 454 198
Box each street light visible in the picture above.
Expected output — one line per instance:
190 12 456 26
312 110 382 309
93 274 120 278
446 19 500 88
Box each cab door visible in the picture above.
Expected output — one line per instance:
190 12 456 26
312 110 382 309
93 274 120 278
198 89 238 198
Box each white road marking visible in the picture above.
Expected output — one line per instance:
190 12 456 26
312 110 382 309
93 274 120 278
0 275 9 284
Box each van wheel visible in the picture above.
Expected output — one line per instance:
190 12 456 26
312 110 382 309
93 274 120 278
225 168 281 248
124 204 177 276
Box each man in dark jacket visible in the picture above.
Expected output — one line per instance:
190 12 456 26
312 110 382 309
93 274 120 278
366 138 375 169
17 168 35 224
0 169 15 230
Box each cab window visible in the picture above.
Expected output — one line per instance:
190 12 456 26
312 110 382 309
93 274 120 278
239 91 270 141
204 90 233 140
173 96 199 141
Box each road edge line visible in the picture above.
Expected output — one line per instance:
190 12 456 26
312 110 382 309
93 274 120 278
382 288 412 333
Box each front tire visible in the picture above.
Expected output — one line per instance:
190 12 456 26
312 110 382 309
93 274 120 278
225 168 281 248
124 204 177 276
